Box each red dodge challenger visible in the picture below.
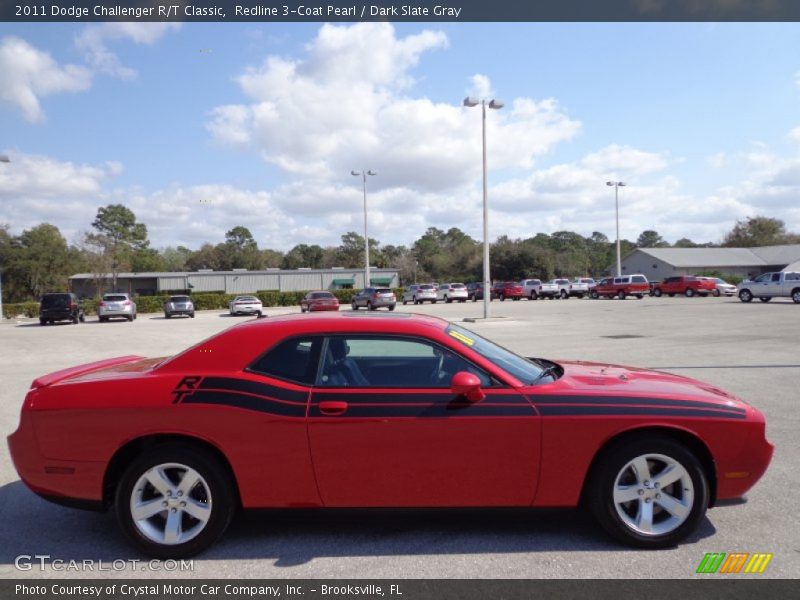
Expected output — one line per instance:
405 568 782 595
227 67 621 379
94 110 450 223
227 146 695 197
8 313 773 558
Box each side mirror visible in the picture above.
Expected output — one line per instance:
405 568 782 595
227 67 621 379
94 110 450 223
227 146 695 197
451 371 485 403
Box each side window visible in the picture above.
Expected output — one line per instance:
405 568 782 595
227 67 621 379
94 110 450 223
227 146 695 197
248 336 321 386
786 273 800 281
754 273 770 282
771 273 781 282
632 276 646 283
318 336 491 388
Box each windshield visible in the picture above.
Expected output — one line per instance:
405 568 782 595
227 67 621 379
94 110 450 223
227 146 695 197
445 324 545 385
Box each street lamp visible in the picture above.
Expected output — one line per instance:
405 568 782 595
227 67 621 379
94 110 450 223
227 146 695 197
0 155 9 321
351 169 376 288
464 97 503 319
606 181 626 277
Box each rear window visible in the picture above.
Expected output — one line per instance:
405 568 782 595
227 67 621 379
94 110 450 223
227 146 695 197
237 296 259 302
104 295 128 302
310 292 334 299
555 279 569 284
170 296 191 302
451 283 466 289
419 285 435 290
41 294 72 308
375 288 392 294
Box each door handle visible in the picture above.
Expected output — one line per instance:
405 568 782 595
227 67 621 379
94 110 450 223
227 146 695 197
319 400 348 416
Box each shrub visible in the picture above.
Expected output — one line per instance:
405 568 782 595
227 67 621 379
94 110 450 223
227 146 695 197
2 302 39 318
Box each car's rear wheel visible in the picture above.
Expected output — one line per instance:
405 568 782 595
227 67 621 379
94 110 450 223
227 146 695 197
368 302 376 311
685 288 695 297
712 289 721 297
587 435 708 549
617 290 626 300
445 295 450 303
128 315 134 322
759 297 771 303
115 444 235 559
792 289 800 304
39 318 46 326
351 302 358 311
739 289 753 303
190 313 195 318
653 288 662 297
388 305 395 311
165 312 171 319
530 292 538 300
590 291 599 299
560 290 568 299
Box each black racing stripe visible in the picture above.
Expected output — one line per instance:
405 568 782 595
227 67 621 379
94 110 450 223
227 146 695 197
200 377 308 404
313 392 527 405
529 395 746 415
537 405 746 419
181 391 307 417
310 404 535 418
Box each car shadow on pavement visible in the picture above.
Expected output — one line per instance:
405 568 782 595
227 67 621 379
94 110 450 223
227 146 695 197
0 481 717 567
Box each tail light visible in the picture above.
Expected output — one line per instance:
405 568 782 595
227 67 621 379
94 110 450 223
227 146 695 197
373 293 380 299
70 302 77 309
124 300 131 306
99 301 106 307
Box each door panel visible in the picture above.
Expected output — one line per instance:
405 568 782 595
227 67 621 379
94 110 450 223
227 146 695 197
308 388 539 507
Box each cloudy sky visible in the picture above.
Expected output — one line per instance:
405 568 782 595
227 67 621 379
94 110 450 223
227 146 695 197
1 22 800 251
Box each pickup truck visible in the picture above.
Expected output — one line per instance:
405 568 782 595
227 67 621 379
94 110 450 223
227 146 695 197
737 271 800 303
539 278 571 299
569 278 595 298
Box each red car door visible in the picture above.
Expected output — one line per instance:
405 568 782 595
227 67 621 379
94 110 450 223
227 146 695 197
307 335 540 507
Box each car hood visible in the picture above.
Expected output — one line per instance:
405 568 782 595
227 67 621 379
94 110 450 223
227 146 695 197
528 359 749 411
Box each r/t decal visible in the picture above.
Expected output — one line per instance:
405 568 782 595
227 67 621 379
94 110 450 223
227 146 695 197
172 376 203 403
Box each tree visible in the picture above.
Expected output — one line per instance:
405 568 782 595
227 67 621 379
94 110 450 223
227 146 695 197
215 226 262 270
673 237 698 248
86 204 149 290
282 244 324 269
722 216 793 247
636 230 669 248
336 232 381 268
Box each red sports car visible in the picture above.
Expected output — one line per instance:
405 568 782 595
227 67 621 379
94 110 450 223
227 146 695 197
300 290 340 312
7 313 772 558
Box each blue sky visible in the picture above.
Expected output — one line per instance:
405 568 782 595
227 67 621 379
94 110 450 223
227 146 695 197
1 22 800 250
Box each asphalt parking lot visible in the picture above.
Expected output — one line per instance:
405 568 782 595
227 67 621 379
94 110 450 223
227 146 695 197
0 296 797 579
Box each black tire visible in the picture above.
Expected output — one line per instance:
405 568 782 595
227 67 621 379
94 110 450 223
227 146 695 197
560 290 568 299
368 303 376 311
190 313 195 318
39 318 46 326
530 292 538 300
445 296 451 304
128 315 134 322
685 288 695 298
792 289 800 304
739 289 753 303
256 311 263 317
590 291 599 300
617 290 626 300
759 297 771 303
165 313 171 319
586 434 709 549
712 289 720 297
351 302 358 310
114 443 236 559
72 314 79 324
388 305 395 311
653 288 662 297
99 316 108 323
500 296 505 302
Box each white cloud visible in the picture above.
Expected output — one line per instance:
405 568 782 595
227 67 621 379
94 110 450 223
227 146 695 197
467 74 493 99
0 36 91 123
75 23 180 80
208 23 581 194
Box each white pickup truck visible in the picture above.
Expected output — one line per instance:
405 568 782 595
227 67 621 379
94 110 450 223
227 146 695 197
539 278 571 299
737 271 800 303
569 278 596 298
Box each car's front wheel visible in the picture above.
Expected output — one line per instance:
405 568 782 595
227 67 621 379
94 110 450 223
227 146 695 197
685 288 695 297
114 444 236 558
739 289 753 303
617 290 626 300
587 435 709 549
653 288 662 297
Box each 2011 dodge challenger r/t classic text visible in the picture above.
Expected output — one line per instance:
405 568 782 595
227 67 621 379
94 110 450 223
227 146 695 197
8 313 773 557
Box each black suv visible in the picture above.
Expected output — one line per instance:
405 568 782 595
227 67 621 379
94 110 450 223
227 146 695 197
39 293 85 325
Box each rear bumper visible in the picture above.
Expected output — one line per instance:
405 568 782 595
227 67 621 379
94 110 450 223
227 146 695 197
8 414 106 508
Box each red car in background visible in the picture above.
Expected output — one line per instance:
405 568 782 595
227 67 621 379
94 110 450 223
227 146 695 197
492 281 525 301
8 313 772 558
591 274 650 299
652 276 717 298
300 291 340 312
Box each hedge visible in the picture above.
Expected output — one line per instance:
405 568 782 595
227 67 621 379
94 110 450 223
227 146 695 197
2 288 406 319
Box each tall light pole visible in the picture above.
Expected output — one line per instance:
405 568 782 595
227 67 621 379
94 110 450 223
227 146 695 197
0 155 9 321
464 97 503 319
606 181 626 277
351 169 376 288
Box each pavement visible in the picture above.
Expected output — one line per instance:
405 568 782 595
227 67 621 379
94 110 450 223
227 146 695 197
0 295 797 579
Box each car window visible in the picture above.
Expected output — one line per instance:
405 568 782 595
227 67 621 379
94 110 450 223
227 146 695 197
632 276 647 283
310 292 333 299
40 294 72 308
771 273 781 282
317 335 491 389
420 284 435 290
170 296 190 302
753 273 770 282
248 336 322 386
104 295 128 301
786 273 800 281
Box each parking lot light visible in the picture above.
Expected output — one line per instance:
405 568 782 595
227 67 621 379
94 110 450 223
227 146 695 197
351 169 377 288
606 181 626 277
463 96 503 319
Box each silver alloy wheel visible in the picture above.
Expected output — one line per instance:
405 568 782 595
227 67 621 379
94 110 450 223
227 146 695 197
612 453 694 536
130 463 212 546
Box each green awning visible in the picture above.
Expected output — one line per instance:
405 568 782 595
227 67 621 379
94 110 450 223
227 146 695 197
370 277 393 285
332 278 355 285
